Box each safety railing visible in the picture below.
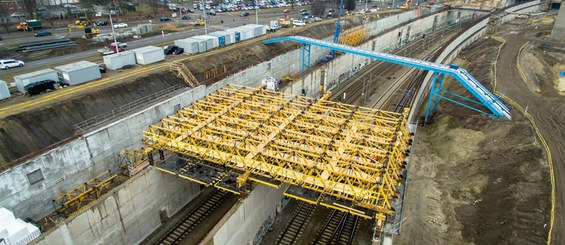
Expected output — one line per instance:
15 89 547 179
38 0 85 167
73 84 185 133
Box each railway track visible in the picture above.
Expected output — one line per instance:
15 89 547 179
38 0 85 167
157 190 230 245
275 202 317 245
329 21 466 107
311 210 360 245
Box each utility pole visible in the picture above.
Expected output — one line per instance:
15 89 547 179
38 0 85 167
255 0 259 24
108 12 119 54
201 0 207 34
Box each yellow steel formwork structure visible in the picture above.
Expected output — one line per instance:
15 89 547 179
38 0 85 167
143 85 412 220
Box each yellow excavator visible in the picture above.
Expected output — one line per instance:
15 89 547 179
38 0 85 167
194 18 205 26
276 17 291 28
400 0 411 10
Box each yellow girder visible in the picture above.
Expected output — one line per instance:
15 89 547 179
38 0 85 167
144 84 412 218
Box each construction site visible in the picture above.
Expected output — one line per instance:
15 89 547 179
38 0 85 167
0 0 563 244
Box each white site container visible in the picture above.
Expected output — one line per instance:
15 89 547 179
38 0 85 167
236 26 255 40
0 80 10 100
103 51 136 70
209 31 234 45
132 46 165 65
174 38 201 54
54 61 101 86
0 208 40 245
225 28 242 42
13 69 59 93
192 35 215 50
245 24 267 36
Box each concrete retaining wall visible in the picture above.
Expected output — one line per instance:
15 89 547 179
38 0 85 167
206 184 287 245
1 7 463 244
32 168 200 245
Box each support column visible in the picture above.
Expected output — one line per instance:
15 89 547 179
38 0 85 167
431 74 444 113
424 72 439 122
301 44 311 76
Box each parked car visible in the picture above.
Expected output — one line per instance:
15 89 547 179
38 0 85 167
10 12 25 18
160 17 171 21
113 23 128 28
283 9 291 13
34 30 52 37
292 19 306 26
239 11 250 17
181 15 191 20
174 47 184 55
97 20 109 26
301 11 310 16
0 59 25 70
164 45 179 55
182 8 194 13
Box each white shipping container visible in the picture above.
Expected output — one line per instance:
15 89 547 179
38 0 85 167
192 35 215 50
0 208 40 245
54 61 101 86
0 80 10 100
103 51 136 70
174 38 200 54
237 27 254 40
209 31 234 45
204 35 220 48
245 24 267 36
132 46 165 65
13 69 59 93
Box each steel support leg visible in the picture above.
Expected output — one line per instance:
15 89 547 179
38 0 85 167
307 44 311 73
431 74 444 113
301 44 311 76
424 72 439 122
301 44 305 76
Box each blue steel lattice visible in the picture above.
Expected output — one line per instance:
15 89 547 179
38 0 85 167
263 36 511 120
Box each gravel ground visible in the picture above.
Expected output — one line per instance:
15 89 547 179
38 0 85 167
397 20 554 244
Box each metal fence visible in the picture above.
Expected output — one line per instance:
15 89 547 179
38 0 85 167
74 84 185 133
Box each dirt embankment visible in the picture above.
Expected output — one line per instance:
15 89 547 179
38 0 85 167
0 20 362 169
398 38 551 244
0 73 182 168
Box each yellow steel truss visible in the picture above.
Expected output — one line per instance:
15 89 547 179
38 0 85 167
339 27 369 47
52 170 118 216
143 84 411 219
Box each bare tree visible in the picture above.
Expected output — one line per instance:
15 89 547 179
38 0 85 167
0 7 10 34
311 1 326 17
20 0 37 19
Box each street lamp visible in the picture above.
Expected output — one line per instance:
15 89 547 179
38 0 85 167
255 0 259 25
201 0 208 34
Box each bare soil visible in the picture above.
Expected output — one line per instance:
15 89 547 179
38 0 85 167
0 21 357 169
398 29 552 244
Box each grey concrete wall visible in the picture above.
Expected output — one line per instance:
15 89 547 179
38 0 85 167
0 7 460 241
0 86 208 220
32 168 200 245
552 2 565 38
205 184 287 245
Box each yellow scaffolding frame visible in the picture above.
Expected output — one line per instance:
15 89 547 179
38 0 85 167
52 170 118 216
143 84 411 219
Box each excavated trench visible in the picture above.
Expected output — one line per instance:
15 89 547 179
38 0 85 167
0 19 356 169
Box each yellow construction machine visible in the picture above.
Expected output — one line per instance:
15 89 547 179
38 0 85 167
194 18 205 26
276 18 291 28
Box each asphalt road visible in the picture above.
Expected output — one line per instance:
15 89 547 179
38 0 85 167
0 9 306 75
496 31 564 245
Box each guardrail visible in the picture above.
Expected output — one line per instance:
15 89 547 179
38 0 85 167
73 84 185 133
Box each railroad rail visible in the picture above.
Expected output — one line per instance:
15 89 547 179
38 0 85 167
330 20 465 107
158 190 230 245
275 202 317 245
311 210 360 245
